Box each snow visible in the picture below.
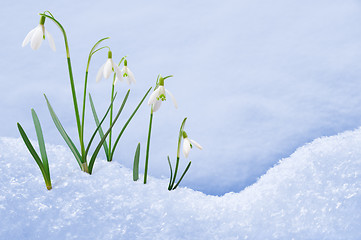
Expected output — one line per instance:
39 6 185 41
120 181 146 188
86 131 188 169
1 127 360 239
3 0 361 195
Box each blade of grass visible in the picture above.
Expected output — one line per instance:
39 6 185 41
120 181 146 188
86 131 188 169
85 93 117 156
167 156 173 190
133 143 140 181
89 93 109 161
17 123 47 180
31 109 50 180
44 94 82 169
172 161 192 190
110 87 152 160
88 90 130 174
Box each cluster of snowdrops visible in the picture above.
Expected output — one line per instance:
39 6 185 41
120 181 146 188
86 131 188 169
17 11 202 191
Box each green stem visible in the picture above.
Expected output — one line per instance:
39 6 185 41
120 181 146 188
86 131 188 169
67 57 85 167
170 157 180 188
172 161 191 190
81 70 88 153
41 13 86 171
144 108 153 184
108 78 116 161
170 118 187 188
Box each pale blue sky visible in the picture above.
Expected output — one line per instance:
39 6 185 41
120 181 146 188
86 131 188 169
2 0 361 195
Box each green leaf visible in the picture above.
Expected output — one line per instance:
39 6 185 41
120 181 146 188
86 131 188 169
89 93 109 161
44 94 82 169
110 87 152 160
133 143 140 181
85 93 117 156
31 109 50 181
172 161 192 190
88 90 130 174
167 156 173 190
17 123 48 183
90 37 110 56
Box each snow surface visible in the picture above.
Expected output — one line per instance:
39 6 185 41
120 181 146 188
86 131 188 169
1 128 360 239
3 0 361 195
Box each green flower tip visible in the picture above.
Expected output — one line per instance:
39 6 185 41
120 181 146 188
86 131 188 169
159 77 164 86
108 51 112 59
182 131 188 139
39 15 46 25
124 59 127 66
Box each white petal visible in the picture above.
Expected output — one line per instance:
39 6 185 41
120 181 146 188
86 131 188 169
165 89 178 109
112 61 123 83
121 66 127 74
45 30 56 51
189 139 203 150
182 138 191 158
30 26 43 50
96 63 105 82
152 99 162 112
148 88 160 105
114 77 120 85
22 27 36 47
103 59 113 79
158 86 165 96
127 68 136 84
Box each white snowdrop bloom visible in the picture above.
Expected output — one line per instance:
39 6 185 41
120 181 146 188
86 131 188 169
22 16 56 51
96 51 123 84
182 131 203 158
121 59 136 85
147 76 177 112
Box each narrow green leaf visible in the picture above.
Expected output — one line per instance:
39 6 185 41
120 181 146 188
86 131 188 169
85 93 117 156
133 143 140 181
90 37 110 56
88 90 130 174
44 94 82 169
172 161 192 190
31 109 50 181
89 93 109 160
111 87 152 160
167 156 173 190
17 123 47 182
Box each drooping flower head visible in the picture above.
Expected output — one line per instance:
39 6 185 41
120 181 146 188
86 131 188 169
22 15 56 51
147 75 177 112
182 131 203 158
96 50 123 84
121 59 136 85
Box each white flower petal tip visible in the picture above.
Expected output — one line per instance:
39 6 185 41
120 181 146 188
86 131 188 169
97 57 124 83
22 27 37 47
182 137 202 158
182 138 191 158
122 66 136 85
148 88 160 106
96 63 105 82
152 100 162 112
46 30 56 51
165 89 178 109
190 139 203 150
147 86 177 112
30 25 43 50
22 25 55 51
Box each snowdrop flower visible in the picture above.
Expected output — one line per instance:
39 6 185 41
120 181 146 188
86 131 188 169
182 131 203 158
121 59 136 85
148 76 177 112
96 51 123 84
22 16 56 51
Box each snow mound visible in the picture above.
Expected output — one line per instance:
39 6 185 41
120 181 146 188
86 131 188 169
0 128 360 239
